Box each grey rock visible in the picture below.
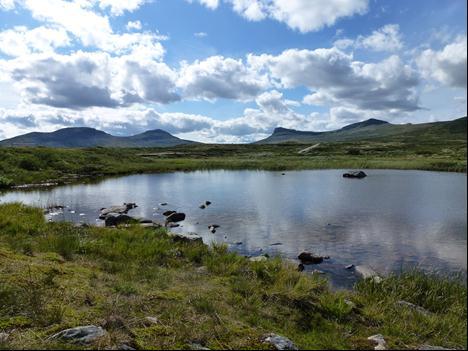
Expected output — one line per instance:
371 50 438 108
367 334 387 350
345 264 355 270
49 325 106 344
249 255 268 262
344 299 356 309
355 265 382 283
138 218 153 224
189 343 210 350
163 210 176 217
145 316 159 324
0 332 9 343
99 203 137 219
169 232 203 244
417 345 455 350
343 171 367 179
263 333 298 350
396 300 430 315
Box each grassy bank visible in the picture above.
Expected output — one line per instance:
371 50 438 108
0 138 466 189
0 203 466 350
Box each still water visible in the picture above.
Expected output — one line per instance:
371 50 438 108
1 169 466 288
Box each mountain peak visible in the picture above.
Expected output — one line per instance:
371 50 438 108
340 118 389 131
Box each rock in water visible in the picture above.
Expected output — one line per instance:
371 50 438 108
49 325 106 344
166 212 186 223
343 171 367 179
99 203 137 219
263 333 298 350
104 214 135 227
298 252 324 264
163 210 176 217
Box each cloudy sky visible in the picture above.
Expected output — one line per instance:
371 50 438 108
0 0 466 142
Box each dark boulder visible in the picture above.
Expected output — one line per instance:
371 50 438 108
105 214 135 227
166 212 186 223
298 252 324 264
99 203 138 219
343 171 367 179
163 210 176 217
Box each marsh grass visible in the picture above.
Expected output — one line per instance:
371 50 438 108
0 203 466 350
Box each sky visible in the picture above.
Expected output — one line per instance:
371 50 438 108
0 0 466 143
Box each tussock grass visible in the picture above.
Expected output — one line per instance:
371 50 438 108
0 203 466 350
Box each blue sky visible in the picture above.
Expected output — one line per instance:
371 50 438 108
0 0 466 142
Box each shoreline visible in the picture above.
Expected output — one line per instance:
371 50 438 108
0 202 466 350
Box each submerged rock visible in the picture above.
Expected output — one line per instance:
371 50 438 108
298 252 324 264
263 333 298 350
49 325 106 344
343 171 367 179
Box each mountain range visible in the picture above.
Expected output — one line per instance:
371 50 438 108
0 116 466 147
0 128 196 148
255 117 467 144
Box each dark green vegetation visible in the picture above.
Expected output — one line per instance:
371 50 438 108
0 203 466 350
0 127 195 148
257 116 467 144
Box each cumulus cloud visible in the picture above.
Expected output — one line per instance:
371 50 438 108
126 20 142 31
334 24 403 52
99 0 147 16
178 55 269 101
5 51 179 109
0 26 70 57
193 0 368 32
249 47 420 112
416 35 467 88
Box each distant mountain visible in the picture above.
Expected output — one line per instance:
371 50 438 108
0 127 196 148
255 117 467 144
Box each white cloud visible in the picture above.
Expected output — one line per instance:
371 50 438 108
416 35 467 89
0 0 15 10
5 50 179 109
126 20 142 31
0 26 70 57
220 0 369 32
357 24 403 51
99 0 147 16
333 24 403 52
194 32 208 37
177 55 270 101
189 0 220 10
249 47 420 112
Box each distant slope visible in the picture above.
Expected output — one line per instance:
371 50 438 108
255 117 467 144
0 127 196 148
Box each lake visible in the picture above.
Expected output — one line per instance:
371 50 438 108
1 169 466 288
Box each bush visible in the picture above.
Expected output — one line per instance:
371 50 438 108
0 176 13 189
18 157 41 171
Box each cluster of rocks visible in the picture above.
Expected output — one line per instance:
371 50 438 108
199 200 211 209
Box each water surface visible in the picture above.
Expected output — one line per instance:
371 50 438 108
1 169 466 288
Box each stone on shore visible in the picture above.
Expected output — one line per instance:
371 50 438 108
262 333 298 350
49 325 106 344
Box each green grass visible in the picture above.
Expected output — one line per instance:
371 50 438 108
0 203 466 350
0 137 466 189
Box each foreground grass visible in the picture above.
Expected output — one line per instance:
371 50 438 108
0 203 466 350
0 138 466 189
